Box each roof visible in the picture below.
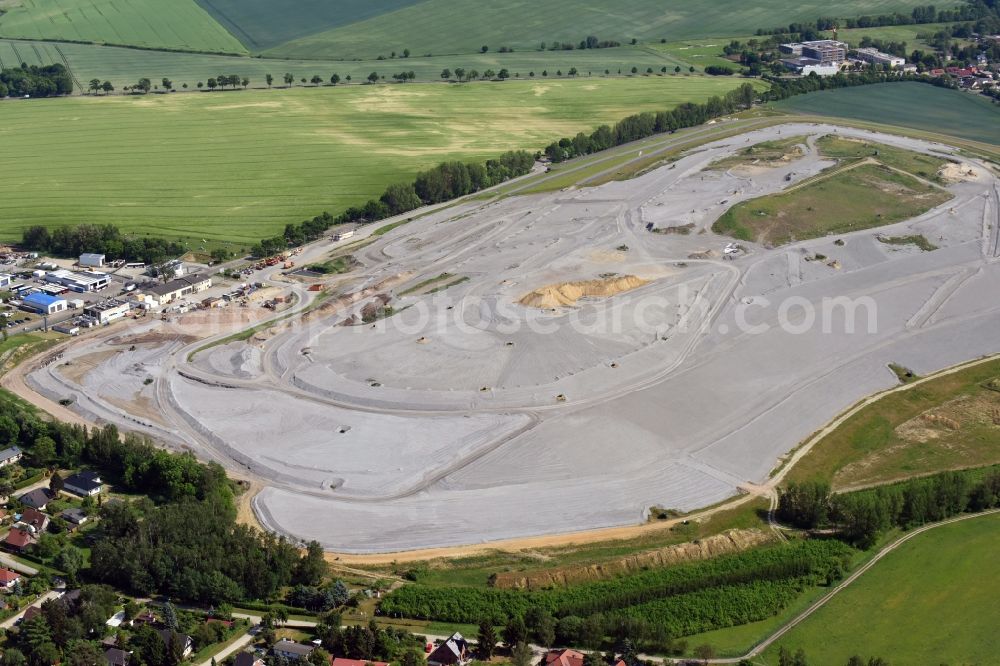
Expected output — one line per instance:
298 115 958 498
5 529 35 548
0 568 21 583
546 650 586 666
23 292 63 307
273 639 315 655
234 654 264 666
80 253 106 260
146 272 211 297
18 488 53 508
65 471 102 493
61 508 88 524
428 633 469 663
104 647 131 666
0 446 21 463
155 628 192 648
19 507 48 529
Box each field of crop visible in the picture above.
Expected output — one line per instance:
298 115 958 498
0 38 688 92
820 21 952 49
0 0 245 53
785 357 1000 489
761 512 1000 664
712 161 952 245
262 0 935 60
0 76 746 245
774 82 1000 146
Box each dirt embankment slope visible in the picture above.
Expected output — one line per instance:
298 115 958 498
492 528 776 590
519 275 648 308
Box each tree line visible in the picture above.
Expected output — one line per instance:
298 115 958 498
253 151 534 258
542 83 756 163
21 223 186 264
754 4 987 39
779 465 1000 548
0 63 73 97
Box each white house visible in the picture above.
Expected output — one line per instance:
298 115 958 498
79 253 106 268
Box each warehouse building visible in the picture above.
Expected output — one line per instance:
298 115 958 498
146 272 212 307
84 299 130 324
22 292 67 315
45 269 110 293
78 253 106 268
780 39 848 75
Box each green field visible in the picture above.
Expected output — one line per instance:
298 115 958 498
820 22 952 49
774 82 1000 147
786 357 1000 489
713 161 952 245
0 38 690 92
761 512 1000 665
0 0 245 53
261 0 936 60
0 76 746 244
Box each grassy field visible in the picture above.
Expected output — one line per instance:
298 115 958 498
709 135 807 170
774 83 1000 147
0 0 245 53
0 38 690 92
0 76 746 244
712 160 952 245
820 22 952 49
263 0 935 60
786 356 1000 489
760 512 1000 665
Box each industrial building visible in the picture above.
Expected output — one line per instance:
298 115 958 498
0 274 11 289
44 269 110 293
854 47 906 69
780 39 848 75
78 253 106 268
83 299 130 324
22 292 67 315
145 272 212 307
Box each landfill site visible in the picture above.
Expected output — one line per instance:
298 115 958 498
20 123 1000 553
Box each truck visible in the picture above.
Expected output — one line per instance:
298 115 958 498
333 229 355 242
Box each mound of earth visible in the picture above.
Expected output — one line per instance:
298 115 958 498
492 528 776 590
518 275 648 308
938 162 984 183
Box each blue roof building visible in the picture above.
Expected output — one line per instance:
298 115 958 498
23 292 67 314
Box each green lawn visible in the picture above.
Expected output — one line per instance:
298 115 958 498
0 76 746 244
263 0 935 60
760 513 1000 665
786 357 1000 489
712 161 952 245
773 82 1000 147
820 22 953 49
0 0 245 53
0 39 689 92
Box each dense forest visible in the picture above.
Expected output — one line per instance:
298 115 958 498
0 63 73 97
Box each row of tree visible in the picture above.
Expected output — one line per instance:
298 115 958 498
0 63 73 97
754 4 987 39
21 223 186 264
543 82 756 163
254 151 534 257
778 466 1000 547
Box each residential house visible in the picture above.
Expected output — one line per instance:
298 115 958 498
0 446 22 468
18 487 54 510
60 507 88 526
104 647 132 666
21 605 41 623
0 568 21 590
545 650 625 666
4 528 36 553
63 470 103 497
155 629 194 658
427 633 472 666
18 507 49 533
234 653 266 666
272 639 316 660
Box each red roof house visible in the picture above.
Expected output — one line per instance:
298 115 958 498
4 528 36 553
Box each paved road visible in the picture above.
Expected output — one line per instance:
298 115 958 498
0 589 60 628
196 631 255 666
0 552 38 576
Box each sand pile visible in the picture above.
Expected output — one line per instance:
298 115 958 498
938 162 983 183
518 275 649 308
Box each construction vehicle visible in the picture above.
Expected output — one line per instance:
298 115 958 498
283 261 295 269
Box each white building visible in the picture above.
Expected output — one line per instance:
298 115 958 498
855 47 905 69
22 292 67 315
145 273 212 307
45 269 110 293
0 274 12 289
79 253 106 268
83 300 130 324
